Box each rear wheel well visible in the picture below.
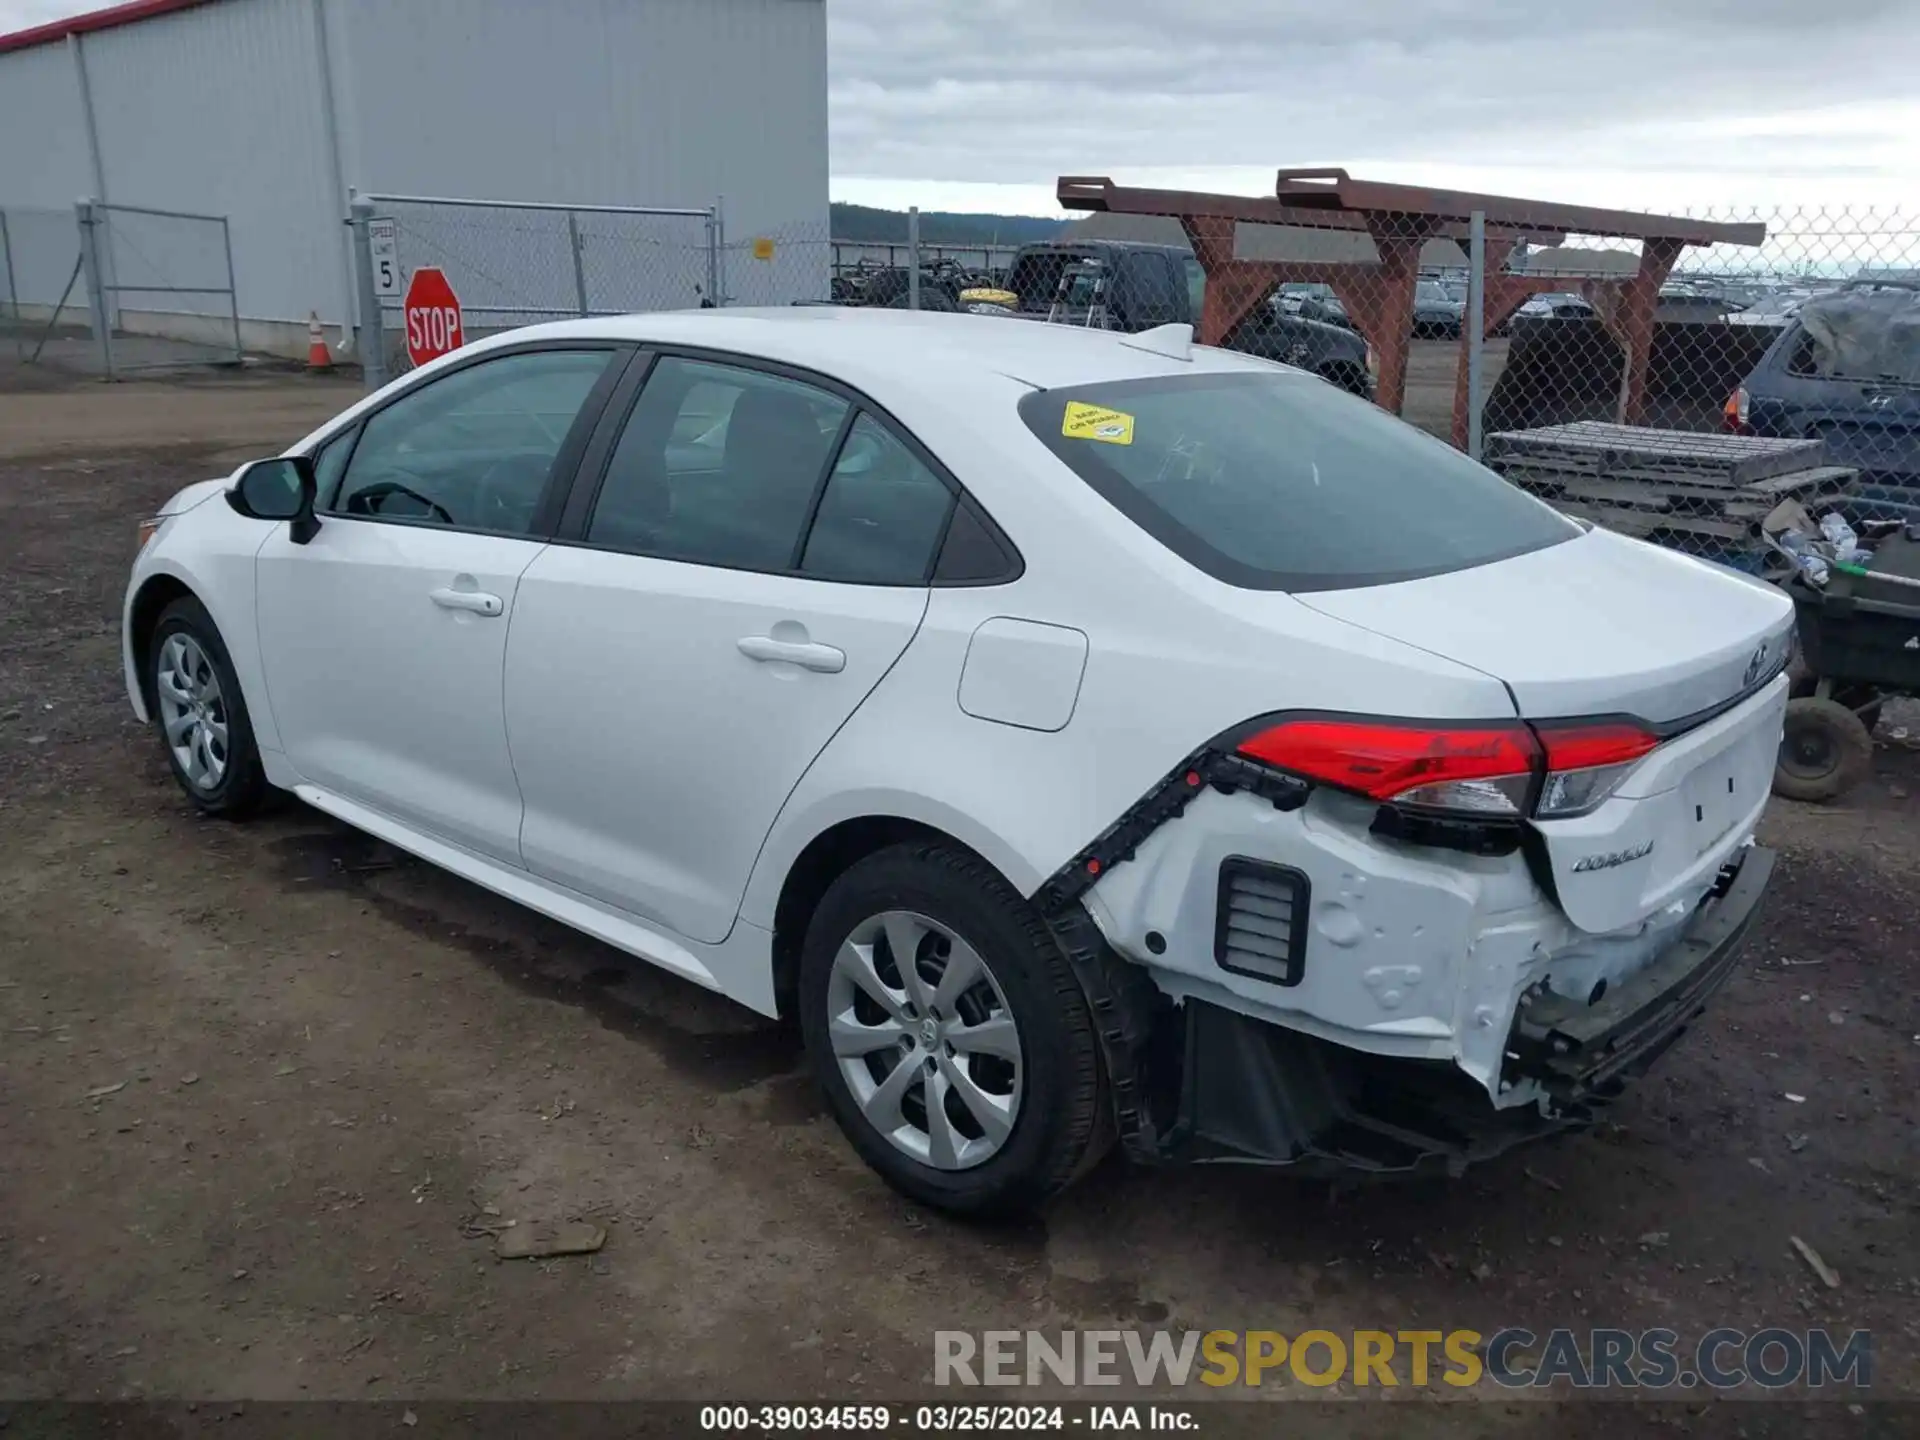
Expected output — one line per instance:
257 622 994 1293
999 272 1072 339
129 575 197 707
771 816 983 1018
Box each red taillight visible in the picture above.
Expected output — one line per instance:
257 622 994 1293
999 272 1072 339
1235 715 1661 821
1237 719 1540 814
1723 386 1751 434
1534 720 1659 818
1535 721 1659 772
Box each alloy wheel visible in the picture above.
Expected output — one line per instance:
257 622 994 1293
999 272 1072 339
155 633 229 791
824 909 1024 1171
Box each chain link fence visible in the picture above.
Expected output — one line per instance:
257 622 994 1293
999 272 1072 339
829 238 1018 305
712 214 834 310
1472 206 1920 577
80 200 244 375
352 192 723 384
0 203 88 363
0 199 241 376
853 197 1918 578
323 187 1918 584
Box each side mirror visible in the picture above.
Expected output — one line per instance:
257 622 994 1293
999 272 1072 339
227 456 320 544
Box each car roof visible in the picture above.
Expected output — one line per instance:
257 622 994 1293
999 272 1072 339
465 307 1273 396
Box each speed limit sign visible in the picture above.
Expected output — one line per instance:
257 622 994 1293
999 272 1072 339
368 218 400 298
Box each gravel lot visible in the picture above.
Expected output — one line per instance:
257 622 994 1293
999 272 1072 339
1 359 1915 1433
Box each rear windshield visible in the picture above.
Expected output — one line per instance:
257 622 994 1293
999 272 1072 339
1019 372 1578 591
1784 287 1920 386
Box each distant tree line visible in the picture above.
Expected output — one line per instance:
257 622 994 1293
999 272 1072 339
830 202 1067 246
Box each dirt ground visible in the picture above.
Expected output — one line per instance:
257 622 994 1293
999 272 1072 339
1 360 1915 1432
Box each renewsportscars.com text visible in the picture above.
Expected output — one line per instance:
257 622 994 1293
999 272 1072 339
934 1327 1871 1390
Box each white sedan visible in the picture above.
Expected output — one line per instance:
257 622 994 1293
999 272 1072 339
124 309 1792 1215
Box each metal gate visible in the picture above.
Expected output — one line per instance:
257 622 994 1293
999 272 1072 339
79 199 244 377
2 200 242 375
349 191 720 389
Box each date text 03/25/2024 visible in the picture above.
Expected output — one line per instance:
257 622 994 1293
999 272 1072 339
699 1405 1194 1432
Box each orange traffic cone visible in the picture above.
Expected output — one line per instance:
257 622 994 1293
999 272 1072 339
305 312 331 372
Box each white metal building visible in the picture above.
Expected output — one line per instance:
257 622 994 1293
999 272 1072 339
0 0 829 356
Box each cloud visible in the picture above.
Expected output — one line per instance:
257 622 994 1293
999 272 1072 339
0 0 72 30
829 0 1920 211
7 0 1917 214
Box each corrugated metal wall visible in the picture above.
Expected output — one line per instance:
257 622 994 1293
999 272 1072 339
0 42 98 309
0 40 96 207
0 0 828 340
81 0 346 325
328 0 830 307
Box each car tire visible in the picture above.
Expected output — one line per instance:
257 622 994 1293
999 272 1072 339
798 841 1109 1218
1774 696 1873 803
148 596 272 818
1786 671 1883 736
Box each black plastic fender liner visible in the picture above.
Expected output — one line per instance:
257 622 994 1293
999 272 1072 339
1037 816 1575 1174
1032 747 1308 1166
1026 727 1509 1170
1173 1001 1580 1174
1043 902 1178 1166
1030 714 1541 922
1031 746 1309 917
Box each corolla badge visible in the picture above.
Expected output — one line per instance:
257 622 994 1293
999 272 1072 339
1571 840 1655 873
1743 643 1771 688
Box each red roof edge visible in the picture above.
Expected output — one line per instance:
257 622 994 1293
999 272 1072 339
0 0 218 57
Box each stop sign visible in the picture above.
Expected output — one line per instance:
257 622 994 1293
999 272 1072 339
402 267 464 368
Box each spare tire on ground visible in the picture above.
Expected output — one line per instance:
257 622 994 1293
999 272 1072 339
1774 695 1874 803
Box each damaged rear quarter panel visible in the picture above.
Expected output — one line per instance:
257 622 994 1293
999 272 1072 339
736 460 1516 935
1079 784 1576 1093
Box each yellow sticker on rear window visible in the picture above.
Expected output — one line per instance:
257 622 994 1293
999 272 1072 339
1061 401 1135 445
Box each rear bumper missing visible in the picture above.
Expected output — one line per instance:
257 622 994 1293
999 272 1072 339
1501 844 1773 1102
1170 1003 1575 1174
1117 845 1773 1175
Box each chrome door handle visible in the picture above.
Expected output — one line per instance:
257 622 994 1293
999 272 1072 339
737 635 846 673
429 587 503 617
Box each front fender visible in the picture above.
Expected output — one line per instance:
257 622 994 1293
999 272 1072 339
122 513 281 756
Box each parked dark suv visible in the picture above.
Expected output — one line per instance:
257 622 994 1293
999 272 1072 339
1731 280 1920 516
1001 240 1374 397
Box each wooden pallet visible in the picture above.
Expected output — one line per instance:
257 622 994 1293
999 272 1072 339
1522 465 1858 512
1540 500 1750 543
1486 424 1857 550
1485 422 1827 487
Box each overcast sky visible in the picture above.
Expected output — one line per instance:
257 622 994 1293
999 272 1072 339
829 0 1920 214
5 0 1918 215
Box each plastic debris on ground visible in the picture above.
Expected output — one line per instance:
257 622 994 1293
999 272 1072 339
1764 498 1899 588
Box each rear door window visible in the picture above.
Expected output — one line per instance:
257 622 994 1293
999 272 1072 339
1020 372 1577 591
800 414 955 585
587 357 848 572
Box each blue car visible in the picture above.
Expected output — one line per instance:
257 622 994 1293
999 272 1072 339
1731 279 1920 521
